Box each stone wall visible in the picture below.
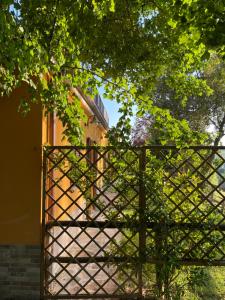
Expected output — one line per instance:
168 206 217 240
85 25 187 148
0 245 40 300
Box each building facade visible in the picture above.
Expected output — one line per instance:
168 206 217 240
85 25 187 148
0 85 108 299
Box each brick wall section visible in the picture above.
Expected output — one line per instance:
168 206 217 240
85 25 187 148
0 245 40 300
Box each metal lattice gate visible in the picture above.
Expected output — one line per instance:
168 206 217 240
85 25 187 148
42 146 225 299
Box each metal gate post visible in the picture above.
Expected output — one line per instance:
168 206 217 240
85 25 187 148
41 148 47 299
139 148 146 299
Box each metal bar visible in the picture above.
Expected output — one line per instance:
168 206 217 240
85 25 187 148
47 256 138 264
47 256 225 266
138 148 146 299
43 294 156 299
44 145 225 150
46 220 225 230
46 220 140 229
42 145 225 299
41 148 47 300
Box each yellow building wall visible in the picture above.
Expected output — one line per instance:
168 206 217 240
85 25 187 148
0 86 42 245
0 85 108 245
42 97 108 222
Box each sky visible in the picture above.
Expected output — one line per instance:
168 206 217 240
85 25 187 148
98 87 122 127
99 87 136 128
102 98 121 127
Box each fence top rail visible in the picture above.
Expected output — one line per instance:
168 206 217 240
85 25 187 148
44 145 225 150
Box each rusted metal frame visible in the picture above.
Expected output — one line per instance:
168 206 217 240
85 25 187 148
82 221 139 258
110 263 140 294
44 225 85 261
45 227 225 272
164 172 209 222
163 225 211 258
92 264 127 295
41 149 48 299
161 189 191 222
201 230 225 259
43 293 145 299
192 154 225 199
45 189 74 221
89 148 139 193
75 147 111 207
161 151 225 223
45 214 138 292
44 222 78 258
86 221 138 258
44 146 225 298
163 173 205 222
187 228 225 260
82 148 140 210
165 176 208 222
45 202 125 262
182 226 224 259
45 266 73 296
46 152 142 296
89 257 140 295
156 148 196 179
113 269 139 295
46 252 93 296
159 221 225 259
45 261 74 295
46 220 139 229
47 148 75 174
165 227 204 259
45 145 225 151
44 240 79 283
46 149 138 223
149 149 225 264
196 149 225 179
44 161 81 296
45 224 93 268
68 223 122 262
44 199 84 258
148 153 196 221
166 204 225 259
46 258 97 295
44 230 75 261
75 169 139 223
44 207 96 267
46 149 87 195
45 164 88 219
64 261 110 296
189 150 225 201
45 169 99 223
59 258 116 296
46 220 225 254
160 150 212 219
162 225 218 254
50 220 139 267
46 152 89 202
48 256 225 266
164 174 207 221
91 260 138 296
144 189 166 221
110 148 141 180
97 149 140 194
106 148 141 185
51 260 95 296
70 245 140 296
185 158 225 224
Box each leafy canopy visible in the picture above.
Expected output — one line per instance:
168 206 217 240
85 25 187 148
0 0 223 143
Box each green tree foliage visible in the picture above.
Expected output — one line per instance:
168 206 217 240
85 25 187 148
132 55 225 146
1 0 222 144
